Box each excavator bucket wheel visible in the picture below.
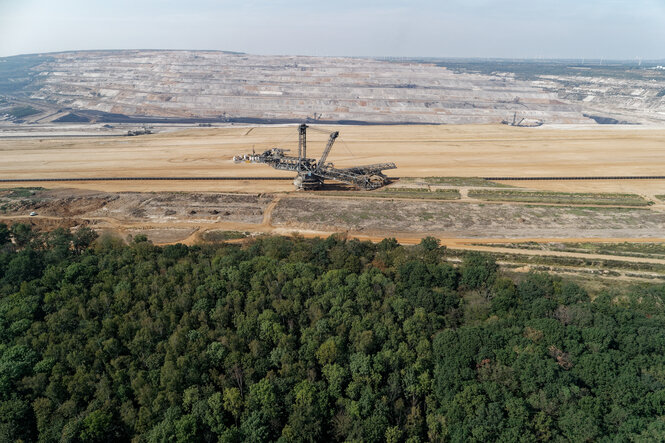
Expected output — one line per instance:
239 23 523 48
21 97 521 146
369 174 386 185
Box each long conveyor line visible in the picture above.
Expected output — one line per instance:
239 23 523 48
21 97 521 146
1 176 665 183
0 177 295 182
483 176 665 181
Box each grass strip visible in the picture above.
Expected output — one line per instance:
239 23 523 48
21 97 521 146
468 189 651 206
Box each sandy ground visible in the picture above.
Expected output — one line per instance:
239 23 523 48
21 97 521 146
2 188 665 244
271 197 665 238
2 124 665 194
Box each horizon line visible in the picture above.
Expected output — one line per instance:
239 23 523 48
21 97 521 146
1 49 664 64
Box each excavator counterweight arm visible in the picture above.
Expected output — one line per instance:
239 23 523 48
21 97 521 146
316 131 339 172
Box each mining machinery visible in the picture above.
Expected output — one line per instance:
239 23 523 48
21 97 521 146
501 112 544 128
234 124 396 190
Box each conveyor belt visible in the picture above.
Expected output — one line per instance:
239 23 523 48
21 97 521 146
0 177 294 182
2 176 663 183
484 176 665 181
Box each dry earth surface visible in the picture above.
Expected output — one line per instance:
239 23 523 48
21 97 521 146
3 124 665 194
4 51 665 125
0 186 664 251
0 50 587 124
4 185 665 282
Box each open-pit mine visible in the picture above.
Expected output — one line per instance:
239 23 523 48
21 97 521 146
2 50 665 127
3 50 665 281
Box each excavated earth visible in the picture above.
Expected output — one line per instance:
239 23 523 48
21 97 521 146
3 188 665 244
1 50 588 125
271 196 665 239
0 189 271 225
2 50 665 127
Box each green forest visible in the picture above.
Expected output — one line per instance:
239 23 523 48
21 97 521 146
3 223 665 442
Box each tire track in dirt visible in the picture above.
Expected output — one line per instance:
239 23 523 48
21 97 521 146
261 196 282 227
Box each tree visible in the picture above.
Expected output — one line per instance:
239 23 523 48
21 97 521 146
558 281 589 305
419 236 445 263
2 230 665 442
0 345 37 400
10 223 34 248
558 398 601 441
460 252 498 294
0 395 35 442
518 271 555 303
3 249 43 287
132 234 149 244
285 380 326 441
490 277 518 314
247 378 280 422
80 409 113 442
73 227 99 253
0 223 10 246
223 388 243 425
44 228 73 263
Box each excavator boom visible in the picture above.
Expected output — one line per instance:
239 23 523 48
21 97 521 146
316 131 339 172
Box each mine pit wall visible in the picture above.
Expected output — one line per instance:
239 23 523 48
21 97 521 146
19 50 590 125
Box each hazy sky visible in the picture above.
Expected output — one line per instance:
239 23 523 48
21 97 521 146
1 0 664 59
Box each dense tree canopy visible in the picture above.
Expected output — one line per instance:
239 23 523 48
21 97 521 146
2 223 665 441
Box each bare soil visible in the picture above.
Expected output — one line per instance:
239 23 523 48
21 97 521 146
0 189 276 245
2 124 665 195
272 196 665 239
3 124 665 277
4 188 665 247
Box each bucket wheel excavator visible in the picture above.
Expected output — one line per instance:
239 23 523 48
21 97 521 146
234 124 396 190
